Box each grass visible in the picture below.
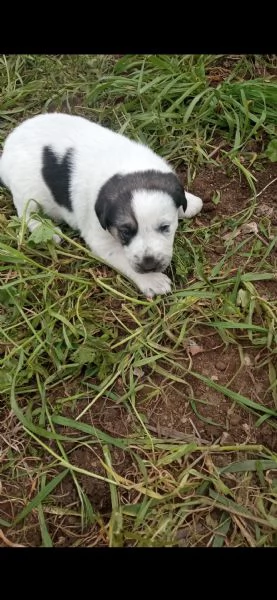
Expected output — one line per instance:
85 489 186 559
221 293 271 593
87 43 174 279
1 54 277 547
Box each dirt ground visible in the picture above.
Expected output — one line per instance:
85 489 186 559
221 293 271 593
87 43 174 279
1 159 277 547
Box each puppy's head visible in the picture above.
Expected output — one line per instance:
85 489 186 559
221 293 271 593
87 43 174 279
95 170 187 273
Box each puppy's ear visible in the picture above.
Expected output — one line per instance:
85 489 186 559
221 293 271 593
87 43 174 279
95 192 111 230
182 192 188 212
174 189 187 212
95 175 120 230
169 175 187 213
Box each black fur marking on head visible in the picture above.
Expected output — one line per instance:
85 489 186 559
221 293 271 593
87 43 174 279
42 146 74 211
95 170 186 235
95 174 138 243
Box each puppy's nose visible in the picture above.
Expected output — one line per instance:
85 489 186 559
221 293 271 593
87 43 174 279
140 255 159 272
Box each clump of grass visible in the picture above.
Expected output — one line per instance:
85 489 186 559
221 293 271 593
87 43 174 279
1 55 277 547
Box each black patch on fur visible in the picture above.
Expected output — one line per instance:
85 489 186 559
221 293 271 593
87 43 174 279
95 174 138 243
42 146 74 211
95 170 186 235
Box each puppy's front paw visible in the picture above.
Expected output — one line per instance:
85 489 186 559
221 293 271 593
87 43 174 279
135 272 172 298
179 192 203 219
28 219 62 245
51 227 62 244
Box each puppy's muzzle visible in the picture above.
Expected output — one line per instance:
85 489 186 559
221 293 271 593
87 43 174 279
135 255 167 273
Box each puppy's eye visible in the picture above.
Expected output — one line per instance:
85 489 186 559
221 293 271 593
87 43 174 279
119 227 134 245
158 224 170 234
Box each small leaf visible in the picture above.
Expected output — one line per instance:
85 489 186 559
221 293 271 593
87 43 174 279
212 191 221 205
73 345 96 365
236 288 250 309
29 223 57 244
265 138 277 162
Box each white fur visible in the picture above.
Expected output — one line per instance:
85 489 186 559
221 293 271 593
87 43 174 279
0 113 203 297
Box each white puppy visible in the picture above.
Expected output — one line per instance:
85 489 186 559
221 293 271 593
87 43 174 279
0 113 203 297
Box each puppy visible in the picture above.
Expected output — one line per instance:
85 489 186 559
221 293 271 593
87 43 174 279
0 113 203 297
